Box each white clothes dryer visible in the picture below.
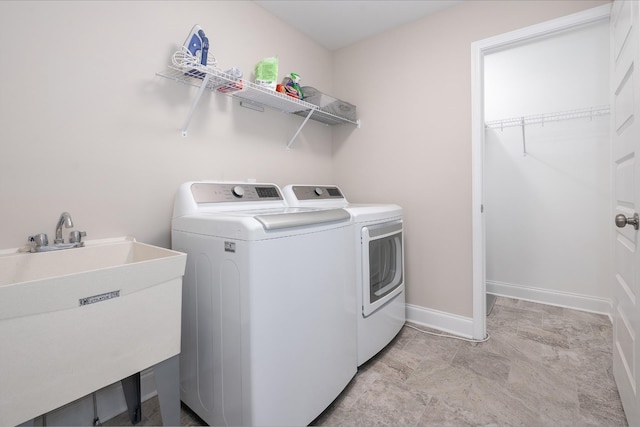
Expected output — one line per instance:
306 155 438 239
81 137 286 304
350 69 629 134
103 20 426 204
172 182 357 426
283 185 405 366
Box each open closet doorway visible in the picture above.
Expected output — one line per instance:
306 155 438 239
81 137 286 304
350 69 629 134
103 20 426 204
470 5 612 340
484 18 610 309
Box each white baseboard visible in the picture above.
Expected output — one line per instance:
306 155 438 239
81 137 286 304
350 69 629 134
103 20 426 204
406 281 613 340
486 280 612 316
406 303 474 339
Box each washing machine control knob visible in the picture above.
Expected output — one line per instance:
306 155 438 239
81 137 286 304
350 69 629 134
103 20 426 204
232 186 245 198
314 187 323 196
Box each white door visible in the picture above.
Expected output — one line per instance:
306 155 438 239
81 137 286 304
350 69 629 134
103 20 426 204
612 1 640 425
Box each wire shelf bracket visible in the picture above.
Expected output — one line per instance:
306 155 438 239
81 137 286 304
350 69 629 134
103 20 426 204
287 109 314 150
180 73 212 137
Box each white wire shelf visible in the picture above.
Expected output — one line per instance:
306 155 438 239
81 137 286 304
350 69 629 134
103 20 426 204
156 51 359 147
485 105 610 130
484 105 610 156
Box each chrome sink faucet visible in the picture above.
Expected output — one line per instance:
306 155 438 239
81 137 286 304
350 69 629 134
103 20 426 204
27 212 86 252
55 211 74 244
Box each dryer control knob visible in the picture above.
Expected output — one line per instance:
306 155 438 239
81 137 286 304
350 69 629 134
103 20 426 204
314 187 323 196
232 186 245 198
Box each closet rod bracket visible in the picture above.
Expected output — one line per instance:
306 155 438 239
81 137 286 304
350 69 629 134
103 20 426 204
520 117 527 156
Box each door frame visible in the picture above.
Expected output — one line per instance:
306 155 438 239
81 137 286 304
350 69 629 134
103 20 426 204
470 4 612 339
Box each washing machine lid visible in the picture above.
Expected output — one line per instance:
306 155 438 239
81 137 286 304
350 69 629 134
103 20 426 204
255 208 350 230
172 207 351 239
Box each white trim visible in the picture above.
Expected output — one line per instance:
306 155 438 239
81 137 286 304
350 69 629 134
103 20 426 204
406 303 474 339
487 280 613 317
471 41 485 339
472 4 611 55
470 3 612 340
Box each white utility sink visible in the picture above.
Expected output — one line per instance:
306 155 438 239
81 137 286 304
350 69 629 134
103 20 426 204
0 237 187 426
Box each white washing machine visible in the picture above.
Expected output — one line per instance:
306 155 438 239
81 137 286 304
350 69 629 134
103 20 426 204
283 185 405 366
171 181 357 426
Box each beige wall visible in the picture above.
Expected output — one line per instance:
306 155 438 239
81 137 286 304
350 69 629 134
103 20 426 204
0 1 336 250
332 0 610 317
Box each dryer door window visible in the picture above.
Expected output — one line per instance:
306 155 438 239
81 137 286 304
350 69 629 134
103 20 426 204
362 221 404 317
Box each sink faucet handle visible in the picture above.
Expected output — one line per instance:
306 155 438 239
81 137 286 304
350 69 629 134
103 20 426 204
69 230 86 244
29 233 49 247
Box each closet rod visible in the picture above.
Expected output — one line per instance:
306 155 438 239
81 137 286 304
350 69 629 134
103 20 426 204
485 105 610 130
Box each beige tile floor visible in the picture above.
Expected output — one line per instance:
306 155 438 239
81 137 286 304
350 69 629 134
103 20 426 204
107 296 628 426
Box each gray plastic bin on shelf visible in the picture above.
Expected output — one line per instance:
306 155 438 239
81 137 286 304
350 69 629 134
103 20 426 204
299 86 357 122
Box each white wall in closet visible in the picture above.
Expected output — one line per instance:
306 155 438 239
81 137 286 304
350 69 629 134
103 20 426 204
484 19 611 311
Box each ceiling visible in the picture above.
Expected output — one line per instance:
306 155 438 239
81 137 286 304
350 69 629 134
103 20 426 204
254 0 463 51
